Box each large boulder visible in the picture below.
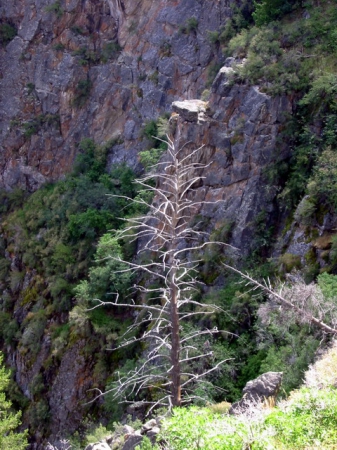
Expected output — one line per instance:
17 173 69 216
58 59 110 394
229 371 283 415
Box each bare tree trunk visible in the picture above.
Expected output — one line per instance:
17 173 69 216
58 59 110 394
169 263 181 407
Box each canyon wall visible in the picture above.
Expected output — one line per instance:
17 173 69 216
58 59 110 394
0 0 297 447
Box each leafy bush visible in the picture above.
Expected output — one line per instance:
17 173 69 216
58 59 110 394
0 22 17 46
265 388 337 448
253 0 299 26
0 353 28 449
159 407 246 449
72 47 98 66
294 196 317 226
101 41 122 63
307 147 337 210
278 253 301 272
159 387 337 449
179 17 198 34
73 78 92 107
45 1 63 18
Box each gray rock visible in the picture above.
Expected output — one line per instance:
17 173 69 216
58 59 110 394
229 372 283 415
141 418 157 433
121 434 143 450
84 443 111 450
172 100 208 122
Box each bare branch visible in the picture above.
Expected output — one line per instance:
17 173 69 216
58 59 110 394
223 263 337 335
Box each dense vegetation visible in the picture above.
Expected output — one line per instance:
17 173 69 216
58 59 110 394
0 352 28 449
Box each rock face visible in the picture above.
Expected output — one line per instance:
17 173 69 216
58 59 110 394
170 67 292 252
0 0 234 191
229 372 283 414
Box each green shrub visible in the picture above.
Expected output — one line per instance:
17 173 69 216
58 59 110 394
0 23 17 46
72 47 98 66
73 78 92 107
160 407 245 450
101 41 122 63
307 147 337 210
253 0 299 26
294 196 317 226
0 313 20 346
278 253 301 273
265 388 337 448
27 399 50 431
0 353 28 449
71 25 85 35
179 17 198 34
53 42 65 51
45 1 63 18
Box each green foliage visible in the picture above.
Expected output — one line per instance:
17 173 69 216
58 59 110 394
329 235 337 270
100 41 122 63
73 138 107 181
85 424 111 444
72 47 99 66
259 335 319 394
45 1 63 18
0 353 28 450
1 138 138 363
226 2 337 99
26 399 50 431
135 436 159 450
0 22 17 46
307 147 337 211
143 121 158 141
299 73 337 111
20 310 47 358
253 0 298 26
160 407 245 449
179 17 198 34
73 78 92 107
317 272 337 299
0 313 20 346
139 148 165 170
71 25 85 35
159 386 337 449
278 253 301 273
206 62 223 88
278 123 320 209
141 117 168 162
17 114 60 138
294 196 317 226
265 388 337 448
53 42 65 51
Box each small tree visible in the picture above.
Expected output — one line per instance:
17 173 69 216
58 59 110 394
89 118 233 411
0 352 28 450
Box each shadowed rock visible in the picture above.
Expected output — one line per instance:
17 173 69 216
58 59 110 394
229 371 283 415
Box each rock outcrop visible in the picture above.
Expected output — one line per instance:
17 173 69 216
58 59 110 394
84 418 161 450
170 64 292 252
229 371 283 415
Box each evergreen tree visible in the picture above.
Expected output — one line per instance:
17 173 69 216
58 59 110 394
0 352 28 450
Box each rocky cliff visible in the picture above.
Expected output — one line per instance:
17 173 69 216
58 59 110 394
0 0 307 448
0 0 233 190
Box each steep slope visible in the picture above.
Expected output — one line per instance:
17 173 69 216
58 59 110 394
1 0 337 448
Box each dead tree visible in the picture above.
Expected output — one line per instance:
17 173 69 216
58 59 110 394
89 119 233 411
223 264 337 335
